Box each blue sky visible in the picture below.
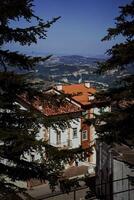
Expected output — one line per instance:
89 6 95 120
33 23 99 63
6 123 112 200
9 0 130 57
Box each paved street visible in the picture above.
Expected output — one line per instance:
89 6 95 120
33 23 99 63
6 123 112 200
40 188 89 200
27 181 91 200
28 184 89 200
28 182 59 198
27 168 96 200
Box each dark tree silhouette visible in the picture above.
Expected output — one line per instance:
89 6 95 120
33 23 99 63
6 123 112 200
0 1 63 199
95 0 134 147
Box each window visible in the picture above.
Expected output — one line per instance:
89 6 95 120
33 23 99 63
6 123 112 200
82 130 88 141
100 107 105 113
73 128 77 138
57 131 61 145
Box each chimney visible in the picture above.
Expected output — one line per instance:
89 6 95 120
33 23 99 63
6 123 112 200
84 82 90 88
39 105 43 110
56 84 62 91
88 95 94 101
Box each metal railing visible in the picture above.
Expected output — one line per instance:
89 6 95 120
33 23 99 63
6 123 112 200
36 176 134 200
94 176 134 200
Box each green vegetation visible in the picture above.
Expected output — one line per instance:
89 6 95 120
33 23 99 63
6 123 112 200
95 0 134 147
0 1 62 199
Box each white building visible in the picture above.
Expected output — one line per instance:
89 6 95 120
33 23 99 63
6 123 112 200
54 83 110 172
43 120 81 149
17 90 82 156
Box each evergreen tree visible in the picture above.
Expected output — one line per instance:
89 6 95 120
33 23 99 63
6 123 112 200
95 0 134 147
0 1 64 199
0 2 91 199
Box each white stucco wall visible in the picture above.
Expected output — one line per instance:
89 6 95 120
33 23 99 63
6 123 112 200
48 118 81 149
89 125 97 165
94 106 110 115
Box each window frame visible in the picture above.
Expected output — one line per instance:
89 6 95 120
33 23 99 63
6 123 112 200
82 130 88 141
57 130 61 145
73 128 78 138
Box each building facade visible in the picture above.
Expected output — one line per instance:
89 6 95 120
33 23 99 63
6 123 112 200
55 83 97 167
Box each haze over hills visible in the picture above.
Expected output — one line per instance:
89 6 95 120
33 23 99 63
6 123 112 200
27 55 133 89
27 55 108 87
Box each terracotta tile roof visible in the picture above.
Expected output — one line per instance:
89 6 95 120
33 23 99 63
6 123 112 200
62 84 96 106
73 95 90 105
19 93 82 117
43 102 81 116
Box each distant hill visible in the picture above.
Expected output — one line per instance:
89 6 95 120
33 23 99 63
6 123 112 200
58 55 104 65
2 55 133 89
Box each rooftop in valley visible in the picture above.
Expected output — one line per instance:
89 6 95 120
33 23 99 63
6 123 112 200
56 83 96 106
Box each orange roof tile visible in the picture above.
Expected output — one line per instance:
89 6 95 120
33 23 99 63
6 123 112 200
62 84 96 105
62 84 95 94
42 102 81 116
19 93 82 116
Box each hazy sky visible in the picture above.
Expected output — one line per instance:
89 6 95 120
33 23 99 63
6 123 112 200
9 0 130 57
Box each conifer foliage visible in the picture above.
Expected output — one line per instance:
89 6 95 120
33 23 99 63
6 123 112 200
95 0 134 147
0 1 62 199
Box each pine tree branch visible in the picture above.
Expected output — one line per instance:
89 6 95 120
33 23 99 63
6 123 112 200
98 40 134 73
0 0 37 22
0 57 7 72
0 50 52 70
0 17 61 46
102 0 134 41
